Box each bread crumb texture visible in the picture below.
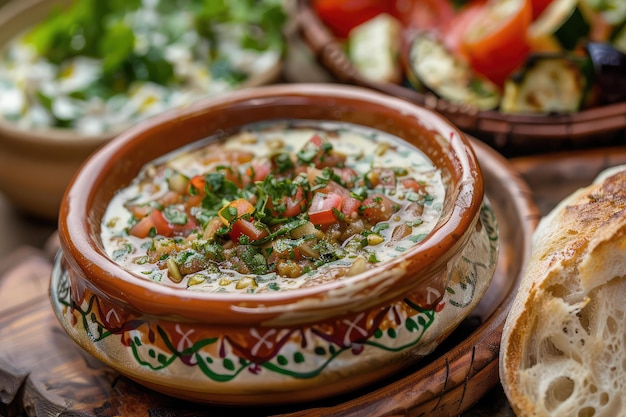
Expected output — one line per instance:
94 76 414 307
500 167 626 417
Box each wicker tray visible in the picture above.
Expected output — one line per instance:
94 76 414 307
295 0 626 155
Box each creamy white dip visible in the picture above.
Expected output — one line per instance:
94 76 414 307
101 120 446 293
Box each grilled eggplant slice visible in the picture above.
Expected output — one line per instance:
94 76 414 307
405 32 500 111
501 54 590 114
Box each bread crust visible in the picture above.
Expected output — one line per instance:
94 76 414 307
500 166 626 417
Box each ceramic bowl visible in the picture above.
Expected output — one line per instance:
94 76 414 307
0 0 284 220
50 83 499 405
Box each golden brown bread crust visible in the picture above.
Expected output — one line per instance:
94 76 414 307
500 166 626 417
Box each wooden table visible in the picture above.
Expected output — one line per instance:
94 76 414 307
5 143 626 416
0 143 516 416
2 17 626 414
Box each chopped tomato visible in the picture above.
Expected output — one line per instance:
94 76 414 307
268 186 308 218
341 195 362 218
297 134 345 169
245 160 272 183
283 187 308 217
188 175 206 195
400 178 425 193
297 134 325 166
308 133 323 147
316 180 360 217
308 192 344 225
311 0 391 39
442 0 487 56
129 216 154 238
332 167 359 187
185 194 204 210
360 194 398 223
530 0 552 19
149 209 175 236
366 168 397 189
220 166 245 188
172 216 199 236
459 0 533 86
217 199 267 242
230 219 268 242
218 198 255 226
127 203 152 219
129 209 174 238
392 0 455 31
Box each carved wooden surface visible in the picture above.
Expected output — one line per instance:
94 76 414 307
18 141 626 417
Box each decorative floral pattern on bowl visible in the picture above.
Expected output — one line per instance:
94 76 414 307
51 83 496 405
50 202 497 404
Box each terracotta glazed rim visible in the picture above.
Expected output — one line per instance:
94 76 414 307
58 83 484 326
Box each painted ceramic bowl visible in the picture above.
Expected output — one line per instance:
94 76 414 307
0 0 285 220
50 83 499 405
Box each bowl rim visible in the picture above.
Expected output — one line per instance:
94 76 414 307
58 83 484 325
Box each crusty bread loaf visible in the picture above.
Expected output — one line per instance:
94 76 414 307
500 165 626 417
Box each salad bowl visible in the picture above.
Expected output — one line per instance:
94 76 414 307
50 83 499 405
0 0 286 220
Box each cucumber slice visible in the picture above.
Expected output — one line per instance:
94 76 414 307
501 54 588 114
528 0 591 51
348 13 402 84
405 33 500 111
582 0 626 26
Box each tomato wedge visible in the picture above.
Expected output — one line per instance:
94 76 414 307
400 178 426 194
230 219 268 243
442 0 487 56
188 175 206 195
459 0 533 86
268 186 308 218
392 0 455 31
315 180 360 217
129 209 174 238
245 160 272 183
360 194 398 223
218 198 255 226
530 0 553 19
311 0 391 39
308 192 344 225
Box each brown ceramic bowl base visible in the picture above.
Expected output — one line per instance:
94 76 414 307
51 84 506 407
